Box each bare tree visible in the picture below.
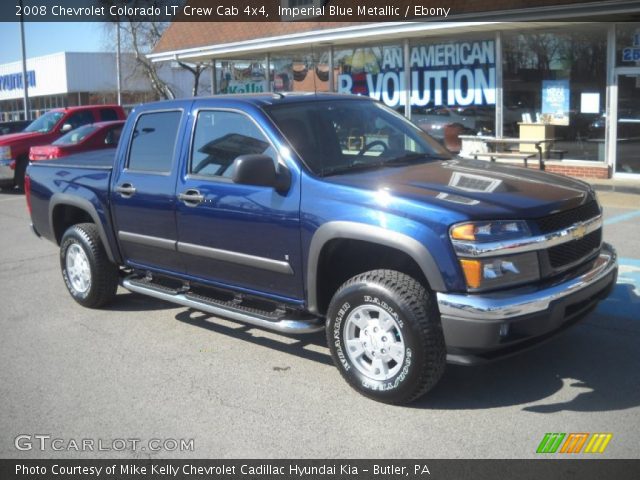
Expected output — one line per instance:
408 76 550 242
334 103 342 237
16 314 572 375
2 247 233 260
102 0 209 100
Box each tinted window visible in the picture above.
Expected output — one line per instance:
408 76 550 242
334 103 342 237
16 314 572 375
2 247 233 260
65 110 95 130
190 110 276 178
100 108 119 121
128 111 181 172
104 125 123 145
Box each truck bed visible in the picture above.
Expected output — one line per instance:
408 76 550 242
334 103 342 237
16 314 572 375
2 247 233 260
34 149 115 170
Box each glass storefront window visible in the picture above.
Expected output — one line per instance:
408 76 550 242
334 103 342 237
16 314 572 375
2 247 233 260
503 25 607 161
409 36 496 153
271 49 330 92
616 23 640 66
215 59 268 95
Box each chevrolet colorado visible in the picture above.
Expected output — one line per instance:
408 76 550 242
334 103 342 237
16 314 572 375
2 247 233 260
25 94 617 404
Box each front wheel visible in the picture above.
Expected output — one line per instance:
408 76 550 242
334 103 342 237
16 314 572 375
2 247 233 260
326 269 446 404
60 223 118 308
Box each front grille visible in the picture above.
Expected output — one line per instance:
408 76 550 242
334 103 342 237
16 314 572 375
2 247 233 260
534 201 601 234
548 229 602 269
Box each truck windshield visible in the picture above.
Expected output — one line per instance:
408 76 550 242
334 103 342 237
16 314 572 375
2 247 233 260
24 111 65 133
265 99 451 176
53 124 98 145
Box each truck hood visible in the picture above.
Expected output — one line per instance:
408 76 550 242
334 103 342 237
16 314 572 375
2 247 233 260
0 131 43 145
323 158 595 219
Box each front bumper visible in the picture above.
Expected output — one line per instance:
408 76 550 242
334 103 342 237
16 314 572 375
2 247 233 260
0 159 15 186
437 243 617 364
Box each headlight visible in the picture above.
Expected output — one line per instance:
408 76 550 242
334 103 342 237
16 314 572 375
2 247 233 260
0 146 11 161
450 220 530 242
459 252 540 291
450 220 539 291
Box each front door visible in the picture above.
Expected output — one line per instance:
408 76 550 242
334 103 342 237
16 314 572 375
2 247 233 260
614 72 640 176
175 108 303 302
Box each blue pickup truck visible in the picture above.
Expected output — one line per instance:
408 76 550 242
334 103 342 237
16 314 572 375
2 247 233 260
26 94 617 404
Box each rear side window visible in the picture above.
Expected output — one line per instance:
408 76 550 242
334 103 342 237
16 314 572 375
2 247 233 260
100 108 119 121
128 111 181 172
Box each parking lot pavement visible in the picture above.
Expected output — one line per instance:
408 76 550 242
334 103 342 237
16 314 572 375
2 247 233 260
0 188 639 459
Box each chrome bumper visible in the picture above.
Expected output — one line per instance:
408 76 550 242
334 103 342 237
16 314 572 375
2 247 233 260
437 243 617 321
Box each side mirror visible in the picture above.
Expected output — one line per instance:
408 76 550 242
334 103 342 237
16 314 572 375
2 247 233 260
60 123 73 133
232 154 290 193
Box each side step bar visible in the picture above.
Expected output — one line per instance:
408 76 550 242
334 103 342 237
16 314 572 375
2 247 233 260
121 276 325 334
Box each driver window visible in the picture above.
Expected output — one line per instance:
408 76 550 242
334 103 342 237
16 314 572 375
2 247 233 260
190 110 277 178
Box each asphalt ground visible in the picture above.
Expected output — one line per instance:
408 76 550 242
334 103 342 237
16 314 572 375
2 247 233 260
0 187 639 459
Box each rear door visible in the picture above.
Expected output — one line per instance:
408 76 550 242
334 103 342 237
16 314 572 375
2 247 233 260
110 108 186 273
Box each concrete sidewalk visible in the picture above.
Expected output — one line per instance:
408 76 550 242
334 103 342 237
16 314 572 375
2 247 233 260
583 177 640 195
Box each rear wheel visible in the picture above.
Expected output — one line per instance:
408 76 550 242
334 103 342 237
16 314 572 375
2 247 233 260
326 269 446 404
60 223 118 308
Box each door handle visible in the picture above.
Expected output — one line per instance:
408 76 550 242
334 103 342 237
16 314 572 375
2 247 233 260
115 183 136 197
178 189 204 206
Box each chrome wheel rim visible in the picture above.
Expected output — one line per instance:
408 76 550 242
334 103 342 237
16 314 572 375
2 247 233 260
66 243 91 294
344 304 405 381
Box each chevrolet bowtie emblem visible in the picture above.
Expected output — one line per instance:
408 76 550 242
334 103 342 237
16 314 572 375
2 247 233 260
572 224 587 240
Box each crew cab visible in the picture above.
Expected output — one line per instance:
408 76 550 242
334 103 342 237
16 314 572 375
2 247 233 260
25 94 617 404
0 105 125 189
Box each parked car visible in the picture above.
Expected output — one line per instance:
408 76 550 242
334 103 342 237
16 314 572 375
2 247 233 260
0 104 125 189
0 120 31 136
29 121 125 161
26 94 617 404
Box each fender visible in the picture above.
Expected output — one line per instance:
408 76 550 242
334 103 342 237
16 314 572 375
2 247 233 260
48 193 120 264
306 221 446 315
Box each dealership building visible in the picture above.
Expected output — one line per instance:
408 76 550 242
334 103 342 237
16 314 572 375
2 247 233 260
0 51 212 122
148 0 640 179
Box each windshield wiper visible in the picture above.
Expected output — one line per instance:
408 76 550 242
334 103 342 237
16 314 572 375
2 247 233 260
384 153 450 165
321 153 449 177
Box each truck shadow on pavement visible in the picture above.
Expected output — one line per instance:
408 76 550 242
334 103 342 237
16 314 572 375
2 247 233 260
109 291 178 312
121 281 639 412
174 308 333 366
416 281 640 412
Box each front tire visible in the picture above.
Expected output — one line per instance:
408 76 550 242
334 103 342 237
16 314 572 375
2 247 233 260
326 269 445 404
60 223 118 308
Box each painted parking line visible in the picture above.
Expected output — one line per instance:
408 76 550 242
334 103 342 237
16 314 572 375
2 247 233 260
604 210 640 226
595 257 640 320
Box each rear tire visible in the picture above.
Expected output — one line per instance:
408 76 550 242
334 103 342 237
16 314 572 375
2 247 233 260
326 269 446 404
60 223 118 308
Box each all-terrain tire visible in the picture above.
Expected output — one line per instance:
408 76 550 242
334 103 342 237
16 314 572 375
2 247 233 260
326 269 446 404
60 223 118 308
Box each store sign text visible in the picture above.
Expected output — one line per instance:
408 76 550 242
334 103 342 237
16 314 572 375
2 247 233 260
621 33 640 62
0 70 36 92
337 40 495 108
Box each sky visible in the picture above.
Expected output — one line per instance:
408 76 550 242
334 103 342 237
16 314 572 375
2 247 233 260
0 22 108 65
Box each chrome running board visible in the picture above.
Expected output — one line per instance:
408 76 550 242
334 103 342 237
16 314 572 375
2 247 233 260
121 276 324 334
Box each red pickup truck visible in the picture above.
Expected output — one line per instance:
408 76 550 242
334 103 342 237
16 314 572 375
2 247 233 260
0 105 125 190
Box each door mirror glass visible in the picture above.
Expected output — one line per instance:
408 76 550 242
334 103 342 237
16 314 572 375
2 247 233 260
60 123 73 133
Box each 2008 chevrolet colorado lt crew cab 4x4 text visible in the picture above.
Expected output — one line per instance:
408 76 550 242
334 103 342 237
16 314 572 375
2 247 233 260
26 94 617 404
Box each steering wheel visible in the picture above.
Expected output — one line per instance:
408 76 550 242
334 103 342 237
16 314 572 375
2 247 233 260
357 140 388 157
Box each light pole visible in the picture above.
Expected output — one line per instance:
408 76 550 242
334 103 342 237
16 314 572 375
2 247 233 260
116 20 122 106
19 0 30 120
